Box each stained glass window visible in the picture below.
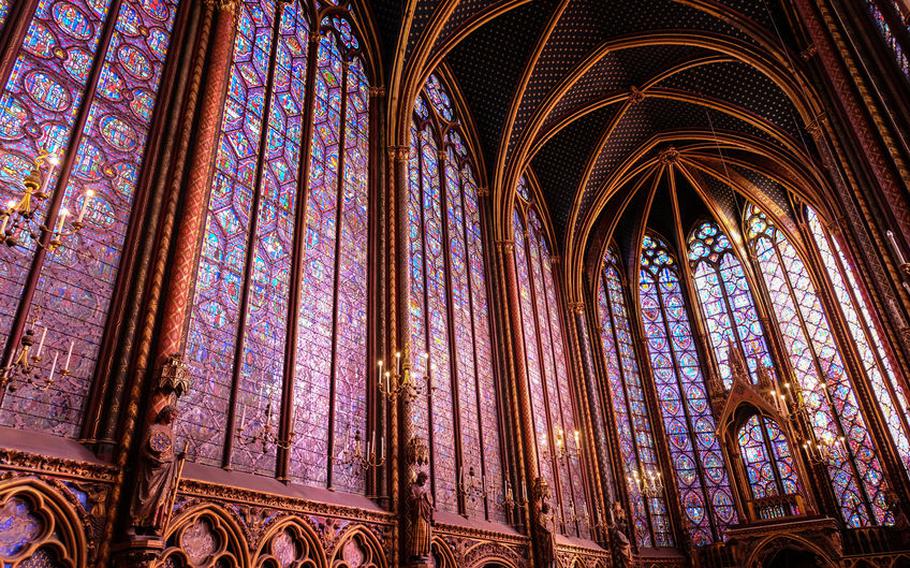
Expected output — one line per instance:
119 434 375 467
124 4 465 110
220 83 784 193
737 415 800 503
640 233 736 545
514 196 590 538
0 0 10 30
0 0 178 436
746 205 891 526
866 0 910 78
598 247 673 548
407 75 505 522
178 4 371 493
807 207 910 481
688 222 774 388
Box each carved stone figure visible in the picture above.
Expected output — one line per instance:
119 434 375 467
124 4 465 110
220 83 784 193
610 502 633 568
129 404 184 536
406 470 433 561
532 477 556 568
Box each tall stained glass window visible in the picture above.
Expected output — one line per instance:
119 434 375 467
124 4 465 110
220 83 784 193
514 187 590 538
688 222 774 388
746 205 891 526
597 247 672 548
0 0 178 436
639 233 736 545
865 0 909 78
807 207 910 480
178 4 371 494
407 74 505 522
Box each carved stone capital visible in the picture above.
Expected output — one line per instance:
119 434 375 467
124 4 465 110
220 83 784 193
568 302 585 314
476 186 490 198
369 86 386 97
388 145 410 161
497 239 515 253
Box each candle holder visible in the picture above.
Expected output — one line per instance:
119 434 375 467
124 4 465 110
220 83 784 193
629 466 664 499
803 432 846 466
458 465 486 502
378 350 429 403
339 429 386 471
0 151 96 252
492 479 527 511
554 428 581 460
236 400 294 452
0 323 74 393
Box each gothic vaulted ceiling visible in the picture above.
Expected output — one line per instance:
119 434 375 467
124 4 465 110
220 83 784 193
369 0 828 293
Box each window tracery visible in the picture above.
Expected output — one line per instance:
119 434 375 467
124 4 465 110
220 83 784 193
514 183 590 538
597 246 673 548
639 233 736 545
407 74 504 522
0 0 178 436
745 205 891 527
178 1 371 493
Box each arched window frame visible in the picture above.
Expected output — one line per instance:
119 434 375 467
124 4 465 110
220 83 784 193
743 204 892 527
406 72 506 522
175 0 378 494
512 179 592 538
596 245 674 549
638 231 737 546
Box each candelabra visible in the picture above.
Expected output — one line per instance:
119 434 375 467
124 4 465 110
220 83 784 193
803 432 846 466
458 465 486 502
378 350 429 403
629 466 664 499
554 428 581 460
0 323 75 393
339 429 385 471
492 479 527 511
236 400 294 451
1 151 96 251
767 377 808 422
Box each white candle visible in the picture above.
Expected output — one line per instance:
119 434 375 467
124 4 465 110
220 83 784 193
888 230 908 265
36 326 47 359
77 190 94 223
48 352 58 383
64 339 73 371
395 351 402 376
55 208 69 235
379 434 384 458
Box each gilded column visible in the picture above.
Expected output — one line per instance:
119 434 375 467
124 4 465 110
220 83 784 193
155 0 239 364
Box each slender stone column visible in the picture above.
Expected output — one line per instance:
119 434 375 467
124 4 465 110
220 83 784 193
155 0 239 363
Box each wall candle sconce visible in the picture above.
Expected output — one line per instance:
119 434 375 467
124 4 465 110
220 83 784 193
0 321 75 393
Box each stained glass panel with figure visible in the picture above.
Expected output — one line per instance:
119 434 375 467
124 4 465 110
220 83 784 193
640 233 736 545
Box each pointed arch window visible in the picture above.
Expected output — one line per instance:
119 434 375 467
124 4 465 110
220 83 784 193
597 247 673 548
514 187 590 538
688 221 775 387
639 233 736 545
0 0 179 435
407 74 505 522
178 3 371 494
745 205 891 526
806 207 910 480
736 414 801 515
865 0 910 78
